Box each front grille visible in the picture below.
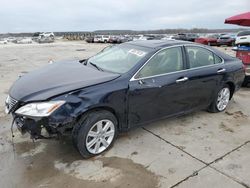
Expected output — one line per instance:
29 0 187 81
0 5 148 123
6 95 18 113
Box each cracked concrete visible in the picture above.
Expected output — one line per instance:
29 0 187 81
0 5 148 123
212 142 250 187
175 167 246 188
0 41 250 188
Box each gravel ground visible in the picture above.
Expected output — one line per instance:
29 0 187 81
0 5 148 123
0 41 249 188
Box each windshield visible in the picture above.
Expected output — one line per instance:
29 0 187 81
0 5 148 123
87 44 149 73
237 30 250 37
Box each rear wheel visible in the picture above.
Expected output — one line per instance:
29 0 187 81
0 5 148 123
72 110 117 158
242 80 248 87
208 85 231 113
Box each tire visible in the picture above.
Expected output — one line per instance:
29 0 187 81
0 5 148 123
208 84 231 113
208 42 211 46
242 80 248 87
72 110 118 158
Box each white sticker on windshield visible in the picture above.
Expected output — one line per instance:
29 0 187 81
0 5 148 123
128 49 146 57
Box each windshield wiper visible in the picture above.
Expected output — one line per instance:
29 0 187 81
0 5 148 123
79 58 90 66
89 62 104 71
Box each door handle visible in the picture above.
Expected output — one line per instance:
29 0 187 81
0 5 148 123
176 77 189 83
217 68 226 74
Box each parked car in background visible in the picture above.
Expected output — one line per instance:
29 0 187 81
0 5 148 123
32 32 41 42
236 30 250 46
37 32 55 43
109 36 119 43
7 37 17 43
0 39 8 44
161 35 175 40
85 36 94 43
173 33 199 42
40 32 55 39
38 37 54 43
16 38 32 44
94 35 110 43
234 46 250 87
195 34 219 46
132 35 148 41
5 40 245 158
144 35 164 40
234 31 250 86
217 34 236 46
172 33 185 40
117 36 133 43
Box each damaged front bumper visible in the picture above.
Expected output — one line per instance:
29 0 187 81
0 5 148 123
6 94 88 139
12 114 75 139
13 115 52 139
13 115 54 139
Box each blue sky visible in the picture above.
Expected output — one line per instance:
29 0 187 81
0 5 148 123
0 0 249 33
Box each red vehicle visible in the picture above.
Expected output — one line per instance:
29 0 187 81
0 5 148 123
235 46 250 86
195 34 219 46
217 35 236 46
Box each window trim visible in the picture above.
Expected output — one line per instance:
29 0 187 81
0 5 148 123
183 44 224 70
130 44 225 81
213 53 223 64
130 45 186 81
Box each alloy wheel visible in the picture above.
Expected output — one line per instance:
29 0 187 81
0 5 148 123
216 87 230 111
85 119 115 154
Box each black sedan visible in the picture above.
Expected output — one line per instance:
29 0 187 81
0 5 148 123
5 40 245 158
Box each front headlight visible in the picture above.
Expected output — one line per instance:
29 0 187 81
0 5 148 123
15 101 65 117
5 95 10 114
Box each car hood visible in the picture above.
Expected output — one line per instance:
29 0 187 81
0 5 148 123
9 60 120 102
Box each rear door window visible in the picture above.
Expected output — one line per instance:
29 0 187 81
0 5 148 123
214 54 222 64
186 46 221 68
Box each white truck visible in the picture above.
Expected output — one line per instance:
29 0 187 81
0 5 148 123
37 32 55 43
94 35 110 43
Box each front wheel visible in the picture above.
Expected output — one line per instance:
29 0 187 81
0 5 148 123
72 110 118 158
208 85 231 113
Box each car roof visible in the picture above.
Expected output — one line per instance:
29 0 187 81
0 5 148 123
127 40 192 49
125 39 235 61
